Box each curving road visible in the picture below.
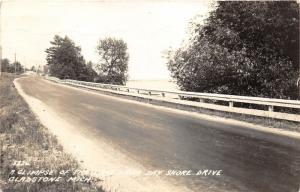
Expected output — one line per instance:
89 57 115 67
18 76 300 192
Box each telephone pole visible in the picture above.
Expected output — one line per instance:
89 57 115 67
14 52 16 74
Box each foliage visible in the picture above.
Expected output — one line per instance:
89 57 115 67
45 35 97 81
3 59 14 73
1 58 10 72
85 61 98 82
13 61 24 74
167 1 299 99
96 37 129 85
1 59 24 74
30 66 36 72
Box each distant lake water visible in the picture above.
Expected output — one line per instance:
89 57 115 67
126 80 179 91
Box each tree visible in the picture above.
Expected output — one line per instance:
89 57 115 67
43 65 49 75
76 61 98 82
31 66 36 72
96 37 129 85
85 61 98 81
167 1 299 99
1 58 24 74
12 61 24 74
45 35 93 81
1 58 10 72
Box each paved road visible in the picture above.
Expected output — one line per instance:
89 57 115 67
18 76 300 192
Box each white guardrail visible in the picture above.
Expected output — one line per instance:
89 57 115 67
45 76 300 122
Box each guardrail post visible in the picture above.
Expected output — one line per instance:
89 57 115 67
268 105 274 112
46 76 300 123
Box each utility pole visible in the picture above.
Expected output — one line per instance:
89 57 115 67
14 52 16 74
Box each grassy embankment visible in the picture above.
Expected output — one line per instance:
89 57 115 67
0 73 104 192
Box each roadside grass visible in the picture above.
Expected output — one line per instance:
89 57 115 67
0 73 104 192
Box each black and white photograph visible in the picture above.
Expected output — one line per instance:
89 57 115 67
0 0 299 191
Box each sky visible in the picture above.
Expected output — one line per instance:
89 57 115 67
1 0 213 80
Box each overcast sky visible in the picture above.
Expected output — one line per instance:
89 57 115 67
2 0 213 80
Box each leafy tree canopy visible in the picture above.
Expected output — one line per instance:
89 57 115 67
167 1 299 99
45 35 97 81
96 37 129 85
1 58 24 74
1 58 10 72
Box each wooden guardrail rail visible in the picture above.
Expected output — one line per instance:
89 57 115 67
45 76 300 122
